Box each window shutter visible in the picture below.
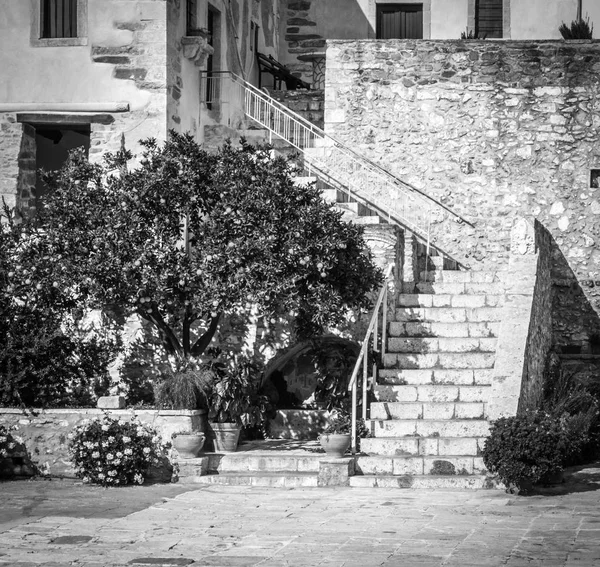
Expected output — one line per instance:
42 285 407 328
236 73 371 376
476 0 503 39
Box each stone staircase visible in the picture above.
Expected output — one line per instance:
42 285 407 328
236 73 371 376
351 267 504 488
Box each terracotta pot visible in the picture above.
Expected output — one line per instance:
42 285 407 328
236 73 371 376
210 422 241 452
172 433 206 459
319 433 351 457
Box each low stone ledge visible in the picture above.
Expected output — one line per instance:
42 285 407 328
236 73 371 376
0 408 207 478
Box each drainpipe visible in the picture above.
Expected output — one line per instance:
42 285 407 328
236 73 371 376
577 0 582 21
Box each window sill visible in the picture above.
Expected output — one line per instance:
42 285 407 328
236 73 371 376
31 37 88 47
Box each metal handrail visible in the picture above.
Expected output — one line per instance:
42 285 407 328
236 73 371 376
202 71 470 243
347 264 394 454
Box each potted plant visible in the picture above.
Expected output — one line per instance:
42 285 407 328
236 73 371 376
319 409 370 457
153 364 214 411
171 429 206 459
208 354 271 452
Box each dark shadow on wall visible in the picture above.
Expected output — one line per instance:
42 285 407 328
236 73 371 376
550 234 600 355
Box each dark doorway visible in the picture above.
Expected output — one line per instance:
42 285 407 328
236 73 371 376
205 6 221 110
376 4 423 39
35 126 90 209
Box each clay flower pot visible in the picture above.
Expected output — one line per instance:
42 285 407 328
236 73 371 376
210 422 241 452
319 433 351 458
172 432 206 459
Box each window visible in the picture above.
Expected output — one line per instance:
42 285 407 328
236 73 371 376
476 0 503 38
186 0 200 36
376 4 423 39
31 0 87 47
41 0 78 38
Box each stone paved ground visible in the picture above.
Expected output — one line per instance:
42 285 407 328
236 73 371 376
1 464 600 567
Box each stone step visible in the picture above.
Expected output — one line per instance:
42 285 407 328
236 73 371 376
396 294 503 308
204 453 322 473
388 321 499 338
348 474 498 489
393 307 501 323
418 270 501 283
355 455 486 476
383 352 496 370
378 368 493 386
367 419 491 438
370 401 487 420
181 471 319 487
386 337 497 353
374 384 491 403
414 282 505 295
360 435 487 457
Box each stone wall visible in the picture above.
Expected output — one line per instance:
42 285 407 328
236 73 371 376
0 408 206 478
268 89 325 129
325 39 600 350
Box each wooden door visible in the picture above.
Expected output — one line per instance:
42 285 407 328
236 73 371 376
376 4 424 39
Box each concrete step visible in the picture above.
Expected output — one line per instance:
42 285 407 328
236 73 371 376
360 435 487 456
393 307 501 324
355 455 486 476
418 270 501 283
182 471 319 487
388 321 499 338
367 419 491 438
204 453 322 473
349 474 499 489
414 282 505 295
382 352 496 370
378 368 493 386
374 384 491 403
386 337 497 353
370 401 486 420
397 294 503 308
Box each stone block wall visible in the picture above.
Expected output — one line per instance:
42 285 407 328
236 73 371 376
268 89 325 129
325 39 600 350
0 408 206 478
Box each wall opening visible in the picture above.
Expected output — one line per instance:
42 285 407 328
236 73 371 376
376 3 424 39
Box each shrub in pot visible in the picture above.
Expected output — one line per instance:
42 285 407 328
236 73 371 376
319 409 369 457
154 364 214 410
482 411 565 493
208 354 271 452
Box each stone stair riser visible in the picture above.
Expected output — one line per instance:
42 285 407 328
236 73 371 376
387 337 497 353
397 294 503 308
204 455 321 473
383 352 496 369
393 307 501 323
388 321 499 338
369 401 486 420
368 419 490 438
415 282 505 295
418 271 500 284
355 455 486 476
378 368 493 386
374 384 490 403
361 436 485 457
188 474 319 488
348 475 497 489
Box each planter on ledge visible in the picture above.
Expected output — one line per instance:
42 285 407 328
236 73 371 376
209 422 241 452
172 432 206 459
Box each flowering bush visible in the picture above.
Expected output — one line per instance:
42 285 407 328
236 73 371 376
0 424 17 459
68 415 163 486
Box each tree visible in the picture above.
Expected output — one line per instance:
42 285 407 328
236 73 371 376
22 133 381 369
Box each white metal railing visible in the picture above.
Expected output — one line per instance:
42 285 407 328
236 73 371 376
200 71 468 244
347 264 394 454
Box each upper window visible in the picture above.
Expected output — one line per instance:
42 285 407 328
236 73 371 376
476 0 503 38
186 0 201 36
31 0 87 46
376 4 423 39
41 0 78 38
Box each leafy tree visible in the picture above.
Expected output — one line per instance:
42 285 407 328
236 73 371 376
0 207 120 407
20 133 382 369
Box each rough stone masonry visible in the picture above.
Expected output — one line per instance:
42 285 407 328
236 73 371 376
325 39 600 352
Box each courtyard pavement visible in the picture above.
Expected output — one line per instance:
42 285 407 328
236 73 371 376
1 464 600 567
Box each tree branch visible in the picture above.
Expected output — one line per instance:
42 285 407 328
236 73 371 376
191 313 221 357
140 307 183 358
